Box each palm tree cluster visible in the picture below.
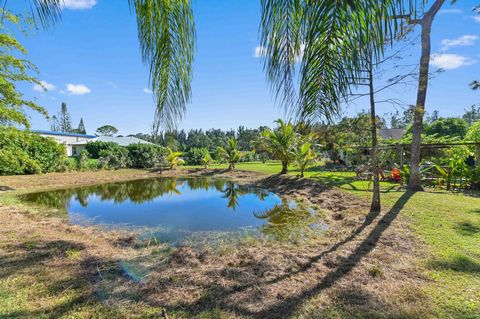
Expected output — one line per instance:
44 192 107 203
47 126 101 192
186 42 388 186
257 119 318 176
216 138 243 170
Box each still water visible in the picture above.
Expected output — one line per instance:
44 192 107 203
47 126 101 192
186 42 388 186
22 177 325 243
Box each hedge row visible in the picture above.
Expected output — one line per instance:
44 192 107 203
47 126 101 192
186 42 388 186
0 127 66 175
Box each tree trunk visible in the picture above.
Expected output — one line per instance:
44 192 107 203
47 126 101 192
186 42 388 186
281 161 288 174
368 57 381 213
408 0 445 191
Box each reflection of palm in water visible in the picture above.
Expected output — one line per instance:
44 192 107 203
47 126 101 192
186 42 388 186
23 177 274 216
254 200 317 241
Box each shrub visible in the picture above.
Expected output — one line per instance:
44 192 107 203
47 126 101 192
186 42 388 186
0 127 66 175
77 150 90 171
185 147 210 165
127 143 167 168
58 157 78 172
99 145 129 169
466 121 480 142
0 148 41 175
85 141 119 159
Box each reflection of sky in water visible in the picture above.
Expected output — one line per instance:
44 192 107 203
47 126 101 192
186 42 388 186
23 178 328 244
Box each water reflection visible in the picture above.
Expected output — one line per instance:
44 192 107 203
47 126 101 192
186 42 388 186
22 177 326 244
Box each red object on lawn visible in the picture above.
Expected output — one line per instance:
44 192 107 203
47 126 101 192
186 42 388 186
391 168 401 183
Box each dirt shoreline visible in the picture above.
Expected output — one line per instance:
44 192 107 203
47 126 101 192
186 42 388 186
0 169 428 318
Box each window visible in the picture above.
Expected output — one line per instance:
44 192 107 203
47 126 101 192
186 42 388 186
73 147 77 156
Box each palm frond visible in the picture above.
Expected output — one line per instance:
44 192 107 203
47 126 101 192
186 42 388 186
260 0 426 123
28 0 61 29
131 0 195 131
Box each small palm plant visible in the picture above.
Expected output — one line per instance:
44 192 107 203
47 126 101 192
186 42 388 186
216 138 242 170
259 119 297 174
166 148 182 169
291 142 317 177
202 152 213 169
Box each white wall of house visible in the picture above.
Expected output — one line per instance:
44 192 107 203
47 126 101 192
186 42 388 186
35 132 95 156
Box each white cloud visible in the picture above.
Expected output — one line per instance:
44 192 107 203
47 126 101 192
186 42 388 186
474 16 480 23
66 83 91 95
143 88 153 94
61 0 96 10
33 80 56 92
441 35 478 50
430 53 477 70
439 9 462 14
254 44 305 62
254 46 267 58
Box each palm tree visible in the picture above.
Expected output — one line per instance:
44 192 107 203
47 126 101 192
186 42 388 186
166 148 182 169
291 141 317 178
216 137 242 170
471 81 480 91
259 119 296 174
201 152 213 169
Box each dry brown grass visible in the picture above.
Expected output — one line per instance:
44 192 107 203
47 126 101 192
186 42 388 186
0 169 432 318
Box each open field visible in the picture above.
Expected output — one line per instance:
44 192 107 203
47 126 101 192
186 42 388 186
0 165 479 318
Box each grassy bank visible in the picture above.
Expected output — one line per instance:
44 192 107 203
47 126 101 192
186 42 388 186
207 161 480 317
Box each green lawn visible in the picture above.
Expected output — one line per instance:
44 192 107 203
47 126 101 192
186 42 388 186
203 161 480 318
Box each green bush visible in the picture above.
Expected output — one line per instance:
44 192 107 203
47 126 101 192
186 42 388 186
0 127 66 175
466 121 480 142
85 141 119 159
126 143 167 168
99 145 129 169
77 150 90 171
58 157 78 172
85 159 100 170
185 147 210 165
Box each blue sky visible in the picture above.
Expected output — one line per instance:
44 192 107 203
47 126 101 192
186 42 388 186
11 0 480 135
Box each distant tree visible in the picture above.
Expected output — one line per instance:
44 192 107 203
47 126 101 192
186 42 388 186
463 105 480 126
471 80 480 91
96 125 118 136
426 110 440 124
77 118 86 134
424 118 468 140
216 138 242 170
388 111 403 129
50 115 60 132
259 119 297 174
58 102 72 133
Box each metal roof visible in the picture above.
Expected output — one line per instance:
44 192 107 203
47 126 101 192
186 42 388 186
32 130 96 139
70 136 153 146
378 128 405 140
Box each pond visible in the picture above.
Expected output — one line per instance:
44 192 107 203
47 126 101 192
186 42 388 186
22 177 326 244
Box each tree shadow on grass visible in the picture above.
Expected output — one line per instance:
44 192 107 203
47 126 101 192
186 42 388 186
162 191 415 319
454 221 480 236
427 255 480 273
0 240 125 318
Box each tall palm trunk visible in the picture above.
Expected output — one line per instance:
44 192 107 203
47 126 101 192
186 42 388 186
368 57 381 213
408 0 445 191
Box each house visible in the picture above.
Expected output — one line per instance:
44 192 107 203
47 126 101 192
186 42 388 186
32 130 153 156
69 136 154 156
379 128 405 140
32 130 96 156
